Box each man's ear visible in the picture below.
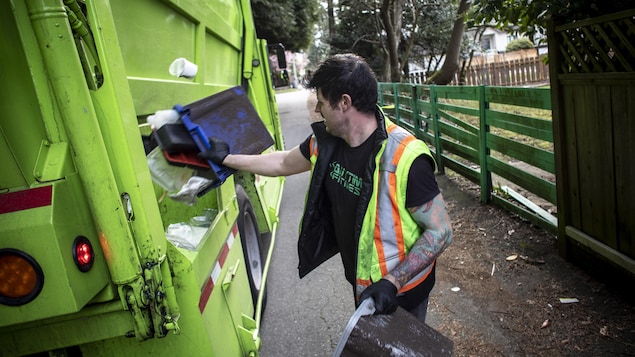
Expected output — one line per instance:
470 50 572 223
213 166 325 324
340 94 352 111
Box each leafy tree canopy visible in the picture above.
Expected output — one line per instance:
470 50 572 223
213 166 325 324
328 0 459 81
329 1 386 76
470 0 631 39
251 0 319 52
407 0 457 74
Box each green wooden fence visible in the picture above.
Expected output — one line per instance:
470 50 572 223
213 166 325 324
378 83 556 233
548 9 635 273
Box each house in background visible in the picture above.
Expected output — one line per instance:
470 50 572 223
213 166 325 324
477 27 513 53
476 26 549 54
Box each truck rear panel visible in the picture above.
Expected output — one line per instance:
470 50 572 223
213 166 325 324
0 0 284 355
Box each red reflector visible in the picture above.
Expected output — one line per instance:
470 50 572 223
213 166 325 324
0 186 52 214
73 236 94 272
76 242 92 265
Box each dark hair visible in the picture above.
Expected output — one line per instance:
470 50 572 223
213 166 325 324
306 53 378 114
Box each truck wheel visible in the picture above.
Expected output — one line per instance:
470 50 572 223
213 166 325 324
235 185 265 310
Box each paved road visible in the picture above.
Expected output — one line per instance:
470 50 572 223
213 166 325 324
259 90 354 356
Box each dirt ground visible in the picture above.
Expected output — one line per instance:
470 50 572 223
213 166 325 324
430 172 635 356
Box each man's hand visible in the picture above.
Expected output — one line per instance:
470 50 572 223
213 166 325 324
359 279 398 314
198 137 230 165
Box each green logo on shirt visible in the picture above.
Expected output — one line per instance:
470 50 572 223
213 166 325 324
329 161 362 196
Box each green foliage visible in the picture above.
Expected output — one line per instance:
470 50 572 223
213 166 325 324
469 0 631 39
251 0 319 51
505 37 534 52
408 1 458 73
493 182 511 199
328 0 459 81
329 0 386 76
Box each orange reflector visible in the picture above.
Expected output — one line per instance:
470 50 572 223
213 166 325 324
0 254 37 297
0 249 44 305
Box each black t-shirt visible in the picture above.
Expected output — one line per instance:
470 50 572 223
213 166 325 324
318 132 376 285
299 130 440 302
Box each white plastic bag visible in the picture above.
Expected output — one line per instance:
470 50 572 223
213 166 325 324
146 147 195 193
165 223 207 250
169 176 212 205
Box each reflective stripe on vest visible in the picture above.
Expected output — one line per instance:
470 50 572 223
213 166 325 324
309 135 318 166
355 122 435 298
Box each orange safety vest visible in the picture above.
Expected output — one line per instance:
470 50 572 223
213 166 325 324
308 120 435 298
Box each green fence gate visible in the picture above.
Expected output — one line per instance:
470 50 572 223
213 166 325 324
548 9 635 275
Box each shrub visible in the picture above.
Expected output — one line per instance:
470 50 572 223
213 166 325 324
506 37 534 52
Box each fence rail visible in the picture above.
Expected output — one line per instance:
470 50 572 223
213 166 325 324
378 83 556 233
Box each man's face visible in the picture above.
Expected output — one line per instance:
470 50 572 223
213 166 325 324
315 89 346 137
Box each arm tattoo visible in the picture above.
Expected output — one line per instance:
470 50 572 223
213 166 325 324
388 193 453 288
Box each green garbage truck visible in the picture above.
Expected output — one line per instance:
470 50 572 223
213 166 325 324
0 0 285 355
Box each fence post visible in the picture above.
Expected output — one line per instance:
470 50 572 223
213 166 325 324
378 83 385 105
429 85 444 174
393 83 400 125
478 85 492 203
412 84 421 137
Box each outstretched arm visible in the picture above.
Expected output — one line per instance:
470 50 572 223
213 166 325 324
223 145 311 177
383 192 453 289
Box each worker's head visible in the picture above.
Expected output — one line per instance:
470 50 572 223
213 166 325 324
307 53 378 115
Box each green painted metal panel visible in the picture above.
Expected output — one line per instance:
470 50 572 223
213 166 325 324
110 0 242 113
0 0 57 191
33 141 75 182
0 175 111 328
0 130 26 189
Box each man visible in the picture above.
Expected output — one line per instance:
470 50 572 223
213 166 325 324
202 53 452 322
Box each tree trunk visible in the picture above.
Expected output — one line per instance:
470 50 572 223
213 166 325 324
327 0 335 39
380 0 405 82
429 0 471 85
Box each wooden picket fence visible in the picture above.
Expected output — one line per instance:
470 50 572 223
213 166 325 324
408 49 550 87
456 55 550 86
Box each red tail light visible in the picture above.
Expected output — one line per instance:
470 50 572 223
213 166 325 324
0 249 44 306
73 236 94 272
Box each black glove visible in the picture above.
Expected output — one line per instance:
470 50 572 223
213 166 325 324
198 137 230 164
359 279 398 314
